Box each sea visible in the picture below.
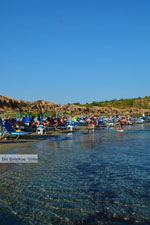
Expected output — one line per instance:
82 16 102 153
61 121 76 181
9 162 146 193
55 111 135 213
0 124 150 225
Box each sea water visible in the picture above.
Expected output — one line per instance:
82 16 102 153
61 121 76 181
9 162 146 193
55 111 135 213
0 125 150 225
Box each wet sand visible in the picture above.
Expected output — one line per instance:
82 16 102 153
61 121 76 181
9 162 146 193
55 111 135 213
0 125 91 155
0 131 70 173
0 130 70 154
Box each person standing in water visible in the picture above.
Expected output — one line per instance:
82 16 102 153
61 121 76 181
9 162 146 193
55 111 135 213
117 119 124 131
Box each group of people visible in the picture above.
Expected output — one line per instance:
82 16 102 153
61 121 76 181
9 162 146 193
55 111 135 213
1 113 149 135
27 116 68 128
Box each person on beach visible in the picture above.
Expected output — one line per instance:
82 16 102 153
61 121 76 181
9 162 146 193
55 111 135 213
87 120 95 132
117 119 123 130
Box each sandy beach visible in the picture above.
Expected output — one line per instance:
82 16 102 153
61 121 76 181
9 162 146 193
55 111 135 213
0 131 66 174
0 130 68 154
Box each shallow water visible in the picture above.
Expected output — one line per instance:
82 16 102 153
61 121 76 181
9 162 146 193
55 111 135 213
0 125 150 225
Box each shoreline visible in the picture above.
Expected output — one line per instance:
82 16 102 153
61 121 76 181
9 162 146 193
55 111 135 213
0 131 69 154
0 123 149 155
0 131 69 173
0 126 94 155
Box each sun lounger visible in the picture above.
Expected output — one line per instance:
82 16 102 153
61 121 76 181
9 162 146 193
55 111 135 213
0 118 7 139
4 121 31 139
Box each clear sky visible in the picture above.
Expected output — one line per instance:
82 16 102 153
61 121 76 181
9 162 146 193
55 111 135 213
0 0 150 104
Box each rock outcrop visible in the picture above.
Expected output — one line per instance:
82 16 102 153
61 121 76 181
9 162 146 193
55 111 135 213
0 95 150 116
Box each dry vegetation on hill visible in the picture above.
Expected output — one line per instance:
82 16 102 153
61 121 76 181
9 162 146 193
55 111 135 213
0 95 150 116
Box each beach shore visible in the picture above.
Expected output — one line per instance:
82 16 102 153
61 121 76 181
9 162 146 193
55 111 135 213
0 131 68 154
0 131 68 173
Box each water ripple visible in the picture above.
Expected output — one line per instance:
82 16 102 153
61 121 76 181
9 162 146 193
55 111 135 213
0 126 150 224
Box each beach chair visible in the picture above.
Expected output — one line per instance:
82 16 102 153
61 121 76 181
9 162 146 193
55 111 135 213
0 118 8 139
0 118 3 139
4 120 31 139
36 124 47 135
22 116 31 125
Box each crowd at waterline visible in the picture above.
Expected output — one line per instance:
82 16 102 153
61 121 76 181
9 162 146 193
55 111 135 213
0 113 150 139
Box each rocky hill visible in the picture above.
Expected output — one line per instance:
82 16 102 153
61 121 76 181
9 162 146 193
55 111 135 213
0 95 150 116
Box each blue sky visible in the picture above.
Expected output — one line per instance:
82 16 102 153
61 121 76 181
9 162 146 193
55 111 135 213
0 0 150 104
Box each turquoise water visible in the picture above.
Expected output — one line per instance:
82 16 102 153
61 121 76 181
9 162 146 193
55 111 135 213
0 125 150 225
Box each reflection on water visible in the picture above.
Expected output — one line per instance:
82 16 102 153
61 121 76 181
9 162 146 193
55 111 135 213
0 126 150 225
